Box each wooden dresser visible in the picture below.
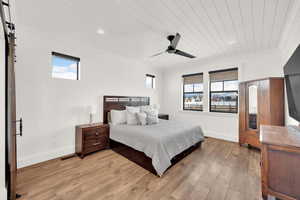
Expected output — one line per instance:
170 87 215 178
75 123 109 158
239 77 284 149
260 125 300 200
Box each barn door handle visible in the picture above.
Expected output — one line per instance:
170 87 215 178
15 118 23 136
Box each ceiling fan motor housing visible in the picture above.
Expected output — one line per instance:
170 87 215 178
167 35 175 42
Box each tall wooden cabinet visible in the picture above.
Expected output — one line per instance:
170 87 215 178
239 77 284 148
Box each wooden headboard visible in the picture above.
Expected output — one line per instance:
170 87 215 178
103 95 150 124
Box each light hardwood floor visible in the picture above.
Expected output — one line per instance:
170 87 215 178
17 138 262 200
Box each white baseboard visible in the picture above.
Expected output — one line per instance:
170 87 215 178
1 187 7 200
17 145 75 169
205 131 238 143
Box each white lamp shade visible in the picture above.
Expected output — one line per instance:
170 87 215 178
88 105 97 114
153 104 160 110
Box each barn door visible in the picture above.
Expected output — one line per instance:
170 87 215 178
2 2 21 199
7 32 18 200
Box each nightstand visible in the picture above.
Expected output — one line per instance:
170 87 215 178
158 114 169 120
75 122 109 158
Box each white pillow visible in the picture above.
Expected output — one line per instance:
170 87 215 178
152 104 160 110
137 112 147 126
145 109 159 125
127 111 139 125
110 110 126 125
126 106 140 125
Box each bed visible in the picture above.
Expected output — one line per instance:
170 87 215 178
103 95 205 176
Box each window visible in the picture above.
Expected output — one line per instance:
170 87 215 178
51 52 80 80
146 74 155 89
209 68 238 113
183 73 203 111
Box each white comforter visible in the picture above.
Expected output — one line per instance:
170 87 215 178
110 120 204 176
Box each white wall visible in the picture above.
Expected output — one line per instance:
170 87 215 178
161 49 283 142
0 23 7 200
15 27 163 168
279 0 300 126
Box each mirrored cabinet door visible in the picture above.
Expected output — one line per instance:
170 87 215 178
239 78 284 149
248 84 258 130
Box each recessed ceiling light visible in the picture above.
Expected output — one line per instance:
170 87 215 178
97 28 105 35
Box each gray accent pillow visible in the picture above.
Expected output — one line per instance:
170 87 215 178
141 107 159 125
146 110 159 125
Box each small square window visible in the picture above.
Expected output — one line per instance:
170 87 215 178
146 74 155 89
51 52 80 80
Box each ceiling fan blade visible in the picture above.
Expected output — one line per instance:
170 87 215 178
150 51 166 57
170 33 181 48
174 49 196 58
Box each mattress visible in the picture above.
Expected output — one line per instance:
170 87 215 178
109 120 204 176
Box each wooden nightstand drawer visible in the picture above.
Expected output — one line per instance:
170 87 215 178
84 143 108 154
84 135 108 146
75 123 109 158
84 128 108 140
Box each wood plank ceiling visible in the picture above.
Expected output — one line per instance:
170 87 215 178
128 0 294 67
17 0 295 68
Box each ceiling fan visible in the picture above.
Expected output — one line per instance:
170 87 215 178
151 33 196 58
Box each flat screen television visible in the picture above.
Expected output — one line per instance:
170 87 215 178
284 44 300 122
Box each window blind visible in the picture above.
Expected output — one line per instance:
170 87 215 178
209 68 238 82
182 73 203 84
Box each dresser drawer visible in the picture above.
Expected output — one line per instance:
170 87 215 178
84 136 108 152
84 127 108 140
84 142 108 154
84 135 108 146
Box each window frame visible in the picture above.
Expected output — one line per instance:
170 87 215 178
146 74 155 89
209 68 238 114
182 73 203 111
51 51 80 80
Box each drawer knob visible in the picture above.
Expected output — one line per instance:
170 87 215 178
95 132 99 136
93 142 101 146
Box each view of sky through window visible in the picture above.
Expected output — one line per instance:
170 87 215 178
146 75 155 89
52 54 79 80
